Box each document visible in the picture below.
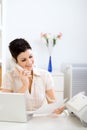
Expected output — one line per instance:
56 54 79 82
34 98 68 115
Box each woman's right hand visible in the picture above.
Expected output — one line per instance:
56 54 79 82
15 68 31 92
53 106 64 114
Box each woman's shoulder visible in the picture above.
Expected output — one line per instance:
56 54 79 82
3 68 17 78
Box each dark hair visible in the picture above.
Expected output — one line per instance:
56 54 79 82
9 38 32 61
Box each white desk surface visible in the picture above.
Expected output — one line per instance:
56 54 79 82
0 114 86 130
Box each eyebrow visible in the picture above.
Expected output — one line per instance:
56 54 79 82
19 58 26 60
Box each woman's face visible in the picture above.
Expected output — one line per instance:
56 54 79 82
17 49 34 71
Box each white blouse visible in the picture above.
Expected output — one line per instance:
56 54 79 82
2 67 55 111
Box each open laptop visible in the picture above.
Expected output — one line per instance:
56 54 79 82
0 92 33 122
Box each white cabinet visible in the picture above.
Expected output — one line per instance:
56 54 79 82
0 0 6 80
52 72 64 101
0 0 2 65
0 0 3 86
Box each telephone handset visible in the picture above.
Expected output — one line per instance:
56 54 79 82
15 64 31 77
15 64 24 71
12 58 32 77
66 92 87 127
11 58 24 71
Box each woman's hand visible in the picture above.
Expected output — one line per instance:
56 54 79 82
15 68 32 92
19 70 30 86
53 106 64 114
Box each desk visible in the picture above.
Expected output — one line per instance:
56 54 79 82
0 114 86 130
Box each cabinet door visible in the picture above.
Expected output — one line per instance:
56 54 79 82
55 92 64 102
0 0 6 77
0 2 1 25
0 1 2 61
52 76 64 91
52 74 64 101
0 1 2 86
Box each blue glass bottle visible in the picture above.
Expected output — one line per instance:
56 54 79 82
48 56 52 72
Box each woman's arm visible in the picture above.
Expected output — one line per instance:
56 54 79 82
16 85 28 93
15 68 30 93
0 88 12 92
46 89 64 114
46 89 56 103
1 69 29 93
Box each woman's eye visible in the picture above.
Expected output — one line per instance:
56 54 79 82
29 55 33 58
21 59 26 62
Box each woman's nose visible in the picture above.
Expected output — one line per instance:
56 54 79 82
27 59 32 64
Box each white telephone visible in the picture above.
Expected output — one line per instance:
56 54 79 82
11 58 32 77
11 58 24 71
66 92 87 127
15 64 31 77
15 64 24 71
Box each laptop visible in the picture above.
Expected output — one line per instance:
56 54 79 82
0 92 33 122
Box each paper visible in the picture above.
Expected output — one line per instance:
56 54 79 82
34 98 68 115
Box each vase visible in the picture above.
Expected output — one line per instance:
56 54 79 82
47 39 53 72
48 55 52 72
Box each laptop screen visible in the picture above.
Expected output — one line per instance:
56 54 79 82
0 92 28 122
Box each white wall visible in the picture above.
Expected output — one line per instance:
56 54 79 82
5 0 87 71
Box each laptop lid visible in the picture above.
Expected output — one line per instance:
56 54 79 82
0 92 27 122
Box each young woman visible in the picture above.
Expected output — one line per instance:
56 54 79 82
1 38 64 113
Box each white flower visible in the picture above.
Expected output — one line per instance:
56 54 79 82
41 32 62 47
